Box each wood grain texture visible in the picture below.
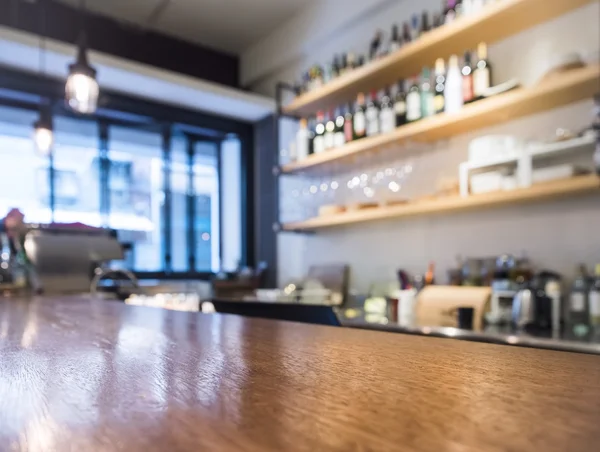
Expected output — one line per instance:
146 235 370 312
1 296 600 451
283 175 600 231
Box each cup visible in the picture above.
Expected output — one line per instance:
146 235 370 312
457 307 475 330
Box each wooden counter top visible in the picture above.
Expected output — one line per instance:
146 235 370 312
1 296 599 451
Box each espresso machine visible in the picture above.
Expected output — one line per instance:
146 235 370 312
22 225 136 294
512 271 562 333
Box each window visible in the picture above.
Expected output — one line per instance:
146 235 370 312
0 72 251 279
219 137 242 272
108 126 164 272
170 135 188 272
170 136 220 273
0 105 51 223
52 116 100 226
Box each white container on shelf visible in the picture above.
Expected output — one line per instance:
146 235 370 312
470 171 504 194
501 175 518 191
468 135 523 164
460 134 596 196
532 164 578 184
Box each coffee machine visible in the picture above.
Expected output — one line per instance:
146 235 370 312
512 271 562 332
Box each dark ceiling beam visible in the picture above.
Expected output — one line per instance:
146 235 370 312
0 0 239 88
0 64 253 135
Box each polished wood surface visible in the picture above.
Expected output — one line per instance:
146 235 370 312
283 0 596 116
284 175 600 231
282 64 600 173
1 296 600 451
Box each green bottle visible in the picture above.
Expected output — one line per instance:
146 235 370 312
420 67 434 118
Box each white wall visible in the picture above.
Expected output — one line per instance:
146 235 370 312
242 1 600 290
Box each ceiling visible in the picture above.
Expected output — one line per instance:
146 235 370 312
56 0 310 55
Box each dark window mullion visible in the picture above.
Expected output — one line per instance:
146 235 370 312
186 135 196 272
239 130 254 267
217 139 224 271
162 125 172 272
98 122 110 227
48 153 55 223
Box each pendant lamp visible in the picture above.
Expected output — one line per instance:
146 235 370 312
33 0 53 155
33 106 54 156
65 0 98 114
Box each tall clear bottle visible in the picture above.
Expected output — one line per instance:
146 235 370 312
473 42 492 99
444 55 463 114
296 119 310 161
406 77 422 123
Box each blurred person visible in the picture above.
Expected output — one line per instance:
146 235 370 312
2 208 43 294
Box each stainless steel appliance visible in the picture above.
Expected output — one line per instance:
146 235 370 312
24 226 127 294
512 271 561 331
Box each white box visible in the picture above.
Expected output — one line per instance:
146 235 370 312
532 164 577 184
468 135 524 164
470 171 503 194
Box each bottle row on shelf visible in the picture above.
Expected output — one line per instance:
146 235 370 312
356 258 600 336
289 43 493 162
295 0 501 95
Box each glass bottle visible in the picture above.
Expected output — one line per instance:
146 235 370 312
593 94 600 175
313 112 326 154
462 51 474 104
444 55 463 114
406 77 422 122
333 108 346 149
434 58 446 114
353 94 367 140
589 264 600 327
394 80 407 126
324 111 336 150
344 104 354 143
365 91 381 137
473 42 492 99
569 264 591 334
389 25 402 53
379 89 396 134
420 67 434 118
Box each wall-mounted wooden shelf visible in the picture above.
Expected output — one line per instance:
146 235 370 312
283 0 596 116
281 64 600 173
282 175 600 231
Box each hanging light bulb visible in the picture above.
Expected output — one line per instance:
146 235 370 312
33 107 53 156
65 31 99 114
32 0 55 155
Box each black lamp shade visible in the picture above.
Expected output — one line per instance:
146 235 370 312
65 34 99 114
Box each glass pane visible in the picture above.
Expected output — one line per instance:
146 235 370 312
0 105 51 223
108 126 163 272
170 135 188 272
194 141 219 272
220 137 242 272
52 116 100 226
